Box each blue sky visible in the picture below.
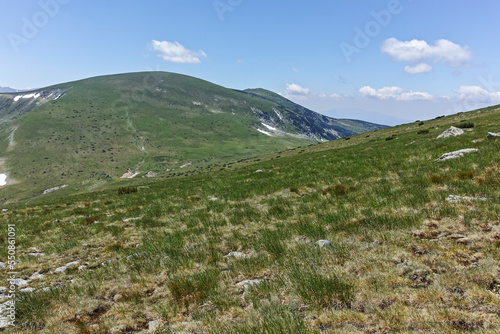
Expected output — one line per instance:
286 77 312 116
1 0 499 124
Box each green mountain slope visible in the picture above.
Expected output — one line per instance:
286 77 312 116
0 72 384 203
1 105 499 333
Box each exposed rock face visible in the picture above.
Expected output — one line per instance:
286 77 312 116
437 126 464 139
435 149 478 161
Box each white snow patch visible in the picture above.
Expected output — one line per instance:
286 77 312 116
256 128 273 137
13 92 40 102
0 174 6 186
261 123 277 131
273 108 284 120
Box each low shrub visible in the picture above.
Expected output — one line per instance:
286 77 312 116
455 121 474 129
118 186 138 195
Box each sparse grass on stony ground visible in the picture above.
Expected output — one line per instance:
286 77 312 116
1 105 499 333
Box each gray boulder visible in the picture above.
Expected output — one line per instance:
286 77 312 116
487 132 500 137
435 149 478 162
437 126 464 139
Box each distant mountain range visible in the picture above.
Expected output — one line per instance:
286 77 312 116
0 72 386 201
0 86 20 93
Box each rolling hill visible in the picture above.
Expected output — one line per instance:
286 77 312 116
0 72 385 203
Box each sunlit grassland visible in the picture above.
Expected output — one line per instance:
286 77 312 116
1 105 499 333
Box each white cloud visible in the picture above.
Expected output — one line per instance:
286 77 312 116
284 83 311 95
453 85 500 102
359 86 434 101
381 38 472 72
404 63 433 74
150 40 207 64
292 67 300 72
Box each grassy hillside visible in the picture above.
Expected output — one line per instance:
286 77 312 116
0 72 385 204
0 104 498 333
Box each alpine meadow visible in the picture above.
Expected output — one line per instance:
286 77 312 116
1 1 500 333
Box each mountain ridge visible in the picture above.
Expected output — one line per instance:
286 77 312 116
0 71 386 203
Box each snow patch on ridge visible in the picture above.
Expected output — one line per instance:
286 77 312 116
256 129 273 137
261 123 277 131
13 92 40 102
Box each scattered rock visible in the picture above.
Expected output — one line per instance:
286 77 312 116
437 126 464 139
123 217 142 223
472 138 483 143
29 272 45 281
236 279 264 290
447 195 489 202
315 240 333 248
209 197 219 201
19 288 35 293
1 209 7 212
435 149 478 162
148 319 161 332
54 261 79 273
145 171 157 178
43 184 68 195
10 278 28 287
255 170 263 173
224 251 250 259
487 132 500 138
0 262 5 269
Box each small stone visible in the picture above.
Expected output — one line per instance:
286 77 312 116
148 319 161 332
224 251 250 259
255 170 263 173
123 217 142 222
29 272 45 281
11 278 28 287
0 262 5 269
315 240 333 248
236 279 263 290
19 288 35 293
54 261 79 273
487 132 500 137
27 253 45 257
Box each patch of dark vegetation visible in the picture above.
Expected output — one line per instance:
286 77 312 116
455 121 474 129
322 184 353 196
417 129 429 135
385 134 397 141
118 186 138 195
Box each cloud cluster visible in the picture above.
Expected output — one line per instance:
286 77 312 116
454 85 500 102
150 40 207 64
381 38 472 74
284 83 311 95
359 86 434 101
